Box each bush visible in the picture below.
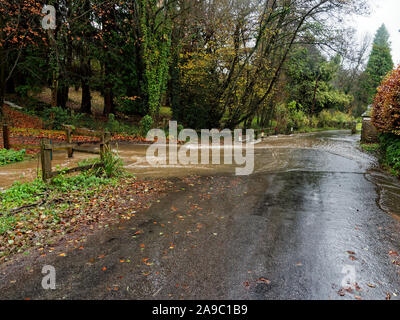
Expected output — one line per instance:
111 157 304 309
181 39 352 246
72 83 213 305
42 106 84 130
139 115 153 136
106 114 140 136
97 149 126 178
0 149 26 166
318 110 333 127
372 65 400 135
379 133 400 175
311 115 319 128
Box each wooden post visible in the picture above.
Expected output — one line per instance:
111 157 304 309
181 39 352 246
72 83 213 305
40 141 52 182
2 123 10 149
66 127 73 158
100 132 111 161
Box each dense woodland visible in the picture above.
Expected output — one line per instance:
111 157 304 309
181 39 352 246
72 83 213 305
0 0 395 133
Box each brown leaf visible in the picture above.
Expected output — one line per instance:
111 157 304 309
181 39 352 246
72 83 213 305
257 277 271 285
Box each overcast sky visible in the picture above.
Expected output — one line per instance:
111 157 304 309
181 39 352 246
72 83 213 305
353 0 400 65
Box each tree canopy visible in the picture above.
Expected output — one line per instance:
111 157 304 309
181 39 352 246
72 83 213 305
0 0 371 129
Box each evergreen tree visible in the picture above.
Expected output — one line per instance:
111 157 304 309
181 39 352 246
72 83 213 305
362 24 394 103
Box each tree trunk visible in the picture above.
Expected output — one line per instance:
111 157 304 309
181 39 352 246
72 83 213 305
0 48 6 120
57 84 69 109
311 74 321 115
80 59 91 114
103 76 114 117
80 81 91 114
103 55 114 117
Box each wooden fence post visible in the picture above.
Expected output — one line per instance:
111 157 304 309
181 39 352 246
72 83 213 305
2 123 10 149
40 141 52 181
100 132 111 161
65 127 73 158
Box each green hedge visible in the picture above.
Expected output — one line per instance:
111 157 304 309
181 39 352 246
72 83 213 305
379 133 400 176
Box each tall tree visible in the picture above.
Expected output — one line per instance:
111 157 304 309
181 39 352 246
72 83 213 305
362 24 394 103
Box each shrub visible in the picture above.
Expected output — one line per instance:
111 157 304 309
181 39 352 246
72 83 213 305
139 114 153 136
98 148 126 178
318 110 333 127
42 106 84 130
372 65 400 135
0 149 26 166
379 133 400 175
106 114 139 135
311 115 319 128
106 114 120 133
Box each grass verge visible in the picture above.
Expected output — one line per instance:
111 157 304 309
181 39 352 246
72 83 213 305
0 149 27 166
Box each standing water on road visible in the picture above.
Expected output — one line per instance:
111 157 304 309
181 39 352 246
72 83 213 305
1 130 400 218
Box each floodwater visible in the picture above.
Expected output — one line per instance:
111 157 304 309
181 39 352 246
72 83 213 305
1 130 400 217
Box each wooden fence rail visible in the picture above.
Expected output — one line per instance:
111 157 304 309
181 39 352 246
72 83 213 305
40 135 110 181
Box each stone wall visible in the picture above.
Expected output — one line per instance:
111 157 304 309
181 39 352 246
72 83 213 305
361 118 379 143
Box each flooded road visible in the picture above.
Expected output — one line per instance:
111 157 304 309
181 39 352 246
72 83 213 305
2 130 400 219
2 130 400 300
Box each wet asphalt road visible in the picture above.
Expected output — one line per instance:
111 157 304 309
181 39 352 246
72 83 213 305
1 130 400 300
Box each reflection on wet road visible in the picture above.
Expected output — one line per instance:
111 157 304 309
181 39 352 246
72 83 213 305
2 130 400 300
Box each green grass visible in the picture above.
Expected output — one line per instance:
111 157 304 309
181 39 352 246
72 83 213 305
361 143 380 153
1 151 125 214
0 171 117 213
0 149 26 166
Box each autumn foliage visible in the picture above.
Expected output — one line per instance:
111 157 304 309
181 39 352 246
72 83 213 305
371 65 400 135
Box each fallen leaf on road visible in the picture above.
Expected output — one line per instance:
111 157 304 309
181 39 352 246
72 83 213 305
386 292 391 300
347 251 356 255
257 278 271 285
367 283 376 288
389 251 398 256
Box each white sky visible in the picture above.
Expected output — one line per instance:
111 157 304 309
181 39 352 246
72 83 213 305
353 0 400 65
